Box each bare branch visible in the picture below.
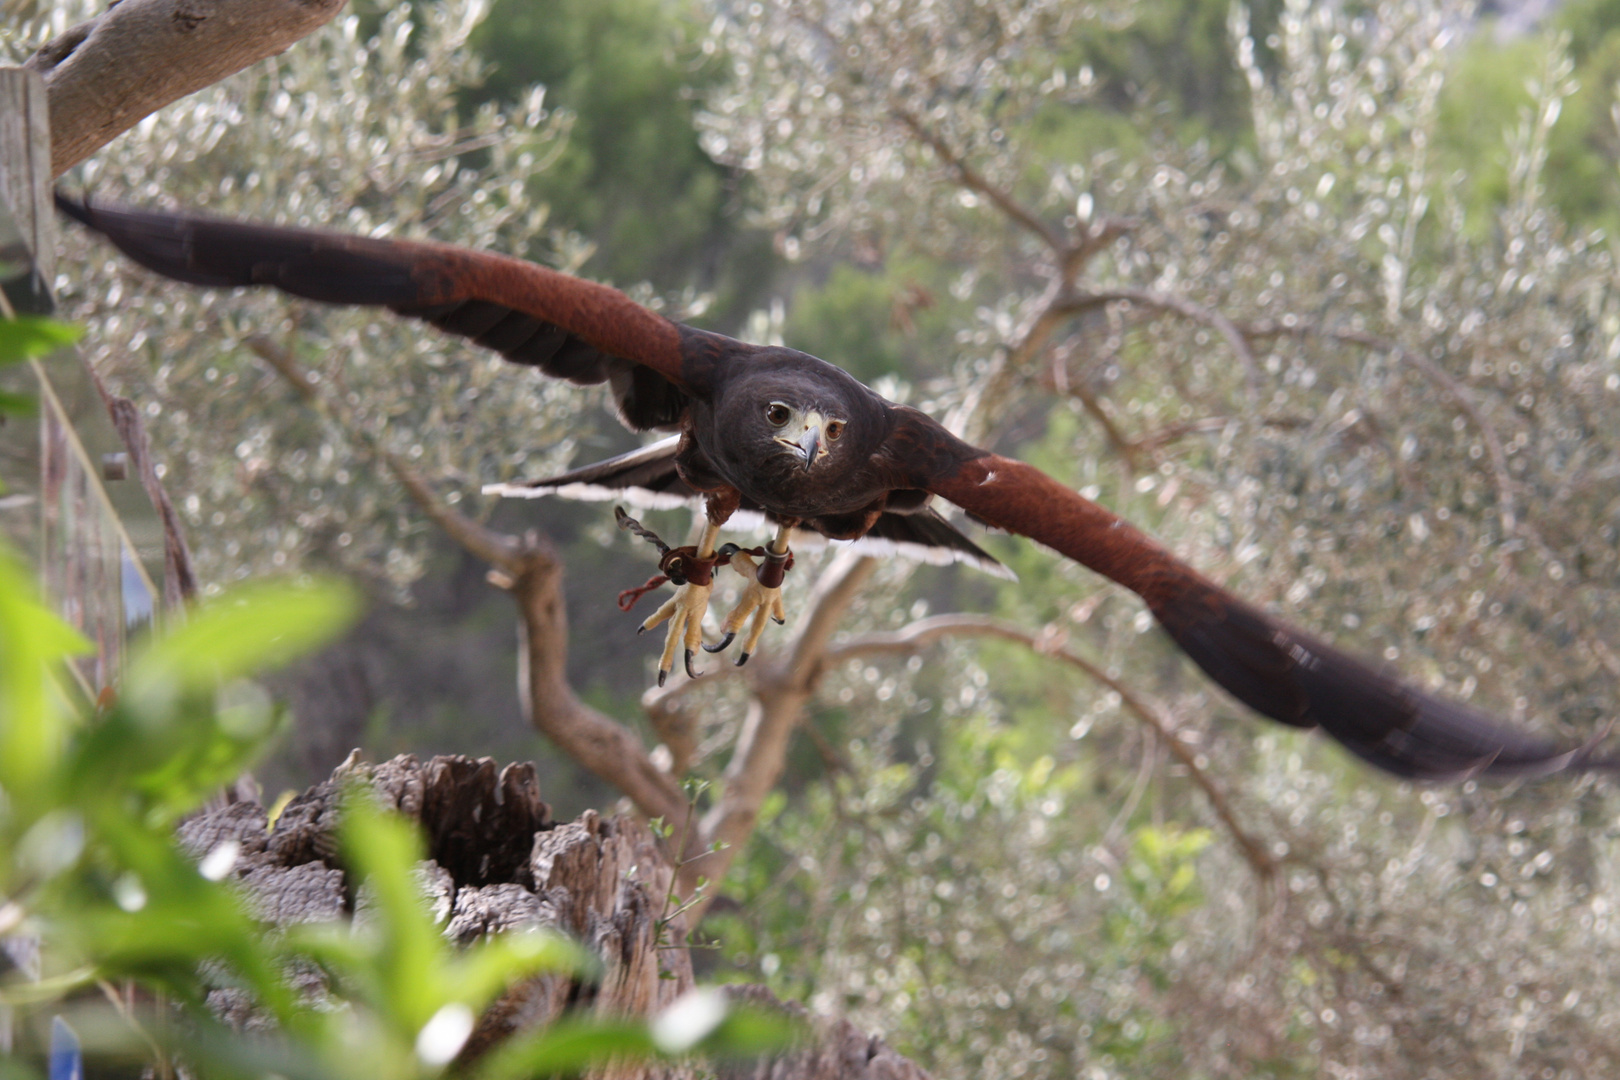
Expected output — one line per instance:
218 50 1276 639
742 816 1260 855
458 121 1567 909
1065 287 1263 398
510 551 689 826
679 551 878 913
822 613 1277 879
28 0 345 177
893 106 1066 256
781 550 880 690
104 395 199 607
1039 341 1147 467
69 338 200 608
1239 318 1523 541
245 334 690 828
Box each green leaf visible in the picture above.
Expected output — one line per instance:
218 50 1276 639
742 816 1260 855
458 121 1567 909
475 1018 659 1080
336 792 448 1032
449 929 594 1009
0 548 92 796
0 317 81 363
129 578 360 702
0 388 36 418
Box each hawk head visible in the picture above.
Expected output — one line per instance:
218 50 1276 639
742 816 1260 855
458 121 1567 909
712 356 877 480
761 398 846 471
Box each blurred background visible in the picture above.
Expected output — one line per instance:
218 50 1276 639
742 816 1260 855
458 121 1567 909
13 0 1620 1074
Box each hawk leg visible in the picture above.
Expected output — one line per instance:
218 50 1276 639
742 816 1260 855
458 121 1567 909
704 524 793 667
638 519 722 686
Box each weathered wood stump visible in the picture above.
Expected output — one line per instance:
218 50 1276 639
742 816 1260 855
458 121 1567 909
179 753 930 1080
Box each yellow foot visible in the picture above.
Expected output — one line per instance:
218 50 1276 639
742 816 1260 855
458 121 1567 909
702 551 786 667
639 579 713 686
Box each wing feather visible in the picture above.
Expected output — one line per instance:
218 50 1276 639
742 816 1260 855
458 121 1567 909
56 195 688 430
926 447 1608 780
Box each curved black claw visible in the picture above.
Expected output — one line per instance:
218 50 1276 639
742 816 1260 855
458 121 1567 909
735 651 751 667
772 616 785 626
703 632 736 654
657 668 668 688
684 648 702 680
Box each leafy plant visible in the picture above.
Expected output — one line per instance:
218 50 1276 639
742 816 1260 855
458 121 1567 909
0 317 79 421
0 552 789 1077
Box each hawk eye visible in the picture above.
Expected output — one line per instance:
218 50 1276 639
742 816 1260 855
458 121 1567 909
766 403 792 426
825 420 844 441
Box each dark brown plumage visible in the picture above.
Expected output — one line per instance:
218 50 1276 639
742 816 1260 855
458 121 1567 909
59 194 1615 781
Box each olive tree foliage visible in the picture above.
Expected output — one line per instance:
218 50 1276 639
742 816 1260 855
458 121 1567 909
12 0 592 592
700 1 1620 1076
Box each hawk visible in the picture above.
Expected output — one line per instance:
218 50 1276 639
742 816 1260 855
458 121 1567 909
58 195 1613 782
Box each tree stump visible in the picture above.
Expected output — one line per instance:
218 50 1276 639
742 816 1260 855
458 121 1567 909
180 753 930 1080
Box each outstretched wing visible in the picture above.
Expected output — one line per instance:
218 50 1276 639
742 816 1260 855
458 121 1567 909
918 436 1608 779
56 195 690 430
486 436 1014 577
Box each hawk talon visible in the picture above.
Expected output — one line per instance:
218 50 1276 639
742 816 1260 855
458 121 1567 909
712 550 789 661
640 578 714 686
702 631 736 655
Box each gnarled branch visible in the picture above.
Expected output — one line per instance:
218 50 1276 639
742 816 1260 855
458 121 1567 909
245 334 690 830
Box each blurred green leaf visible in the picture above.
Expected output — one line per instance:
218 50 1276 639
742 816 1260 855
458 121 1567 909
335 792 445 1033
449 929 593 1009
0 550 91 798
476 1018 658 1080
0 317 80 363
129 578 361 703
0 388 36 418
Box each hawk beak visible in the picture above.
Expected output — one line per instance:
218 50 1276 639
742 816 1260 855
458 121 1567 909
795 413 825 470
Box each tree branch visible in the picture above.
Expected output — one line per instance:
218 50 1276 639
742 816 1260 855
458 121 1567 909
677 551 878 914
104 395 199 607
28 0 345 177
244 334 690 829
821 613 1276 880
509 547 689 827
72 344 200 608
1039 340 1147 467
1239 318 1523 541
892 106 1065 256
1064 287 1263 398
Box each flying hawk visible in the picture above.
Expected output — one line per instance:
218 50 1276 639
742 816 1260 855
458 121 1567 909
58 195 1614 781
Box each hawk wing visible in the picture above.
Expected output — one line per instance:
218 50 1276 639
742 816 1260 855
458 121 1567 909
921 440 1608 780
55 196 690 431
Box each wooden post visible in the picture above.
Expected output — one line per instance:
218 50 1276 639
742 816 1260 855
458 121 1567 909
0 67 54 313
0 64 171 658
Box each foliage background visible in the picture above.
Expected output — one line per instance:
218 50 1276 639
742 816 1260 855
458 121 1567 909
14 0 1620 1076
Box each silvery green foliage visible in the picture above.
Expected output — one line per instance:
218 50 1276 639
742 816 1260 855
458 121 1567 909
706 1 1620 1075
34 1 591 592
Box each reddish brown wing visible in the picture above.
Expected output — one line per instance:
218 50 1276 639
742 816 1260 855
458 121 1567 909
56 196 690 430
926 449 1602 780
